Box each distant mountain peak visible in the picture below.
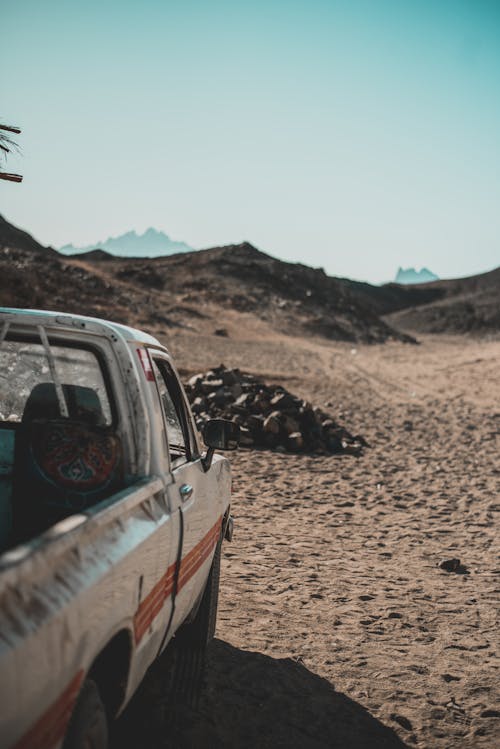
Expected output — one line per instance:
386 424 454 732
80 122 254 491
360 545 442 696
60 228 194 258
395 267 439 285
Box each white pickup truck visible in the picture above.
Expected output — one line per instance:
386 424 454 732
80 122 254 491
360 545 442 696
0 308 239 749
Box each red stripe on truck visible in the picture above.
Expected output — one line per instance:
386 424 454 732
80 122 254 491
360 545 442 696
177 522 220 589
12 670 84 749
14 518 222 748
133 517 221 644
133 563 176 643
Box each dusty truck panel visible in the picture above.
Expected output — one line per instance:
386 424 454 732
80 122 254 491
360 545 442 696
0 308 237 749
0 479 165 744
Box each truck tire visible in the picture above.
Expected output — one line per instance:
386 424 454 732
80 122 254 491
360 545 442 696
167 535 222 708
63 679 108 749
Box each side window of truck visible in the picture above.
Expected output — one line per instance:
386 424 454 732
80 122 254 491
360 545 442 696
151 358 194 464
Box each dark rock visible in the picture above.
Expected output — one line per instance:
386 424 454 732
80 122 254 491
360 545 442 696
235 393 252 407
207 389 229 408
184 366 367 456
191 396 206 414
341 439 363 456
270 392 295 409
229 382 243 398
231 414 245 426
438 558 469 574
214 328 229 336
480 709 500 718
238 427 254 446
353 434 370 448
283 415 300 435
221 369 239 386
252 392 271 413
263 414 280 434
187 374 203 389
247 414 265 432
201 378 223 393
390 713 413 731
288 432 304 451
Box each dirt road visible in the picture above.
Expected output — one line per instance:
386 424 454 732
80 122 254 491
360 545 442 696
116 333 500 748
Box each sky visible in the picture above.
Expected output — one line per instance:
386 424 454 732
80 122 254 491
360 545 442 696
1 0 499 283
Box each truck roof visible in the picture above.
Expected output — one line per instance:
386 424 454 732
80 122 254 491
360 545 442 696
0 307 166 349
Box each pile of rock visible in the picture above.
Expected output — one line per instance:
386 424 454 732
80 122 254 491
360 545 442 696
184 365 367 455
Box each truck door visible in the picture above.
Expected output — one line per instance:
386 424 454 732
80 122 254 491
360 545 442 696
149 354 224 640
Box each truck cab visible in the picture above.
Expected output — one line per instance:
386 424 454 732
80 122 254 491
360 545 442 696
0 308 237 749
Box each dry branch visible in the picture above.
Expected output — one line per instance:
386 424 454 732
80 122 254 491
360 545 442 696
0 124 21 135
0 172 23 183
0 123 22 183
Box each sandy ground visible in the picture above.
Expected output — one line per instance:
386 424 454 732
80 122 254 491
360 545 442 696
116 329 500 748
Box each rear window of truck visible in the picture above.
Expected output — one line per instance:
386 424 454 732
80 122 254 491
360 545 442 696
0 340 113 425
0 336 122 552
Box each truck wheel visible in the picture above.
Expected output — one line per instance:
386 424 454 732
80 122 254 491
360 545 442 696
168 535 222 708
63 679 108 749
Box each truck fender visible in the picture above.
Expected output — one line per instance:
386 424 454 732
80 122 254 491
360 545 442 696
87 628 133 718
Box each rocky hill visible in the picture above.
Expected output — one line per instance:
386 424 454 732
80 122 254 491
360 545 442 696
0 214 57 256
334 267 500 337
102 241 415 343
385 267 500 335
0 217 411 343
1 215 498 340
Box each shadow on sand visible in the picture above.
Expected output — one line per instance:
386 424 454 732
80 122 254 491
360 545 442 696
112 639 408 749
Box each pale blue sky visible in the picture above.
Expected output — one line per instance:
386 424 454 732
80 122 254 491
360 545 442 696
1 0 499 282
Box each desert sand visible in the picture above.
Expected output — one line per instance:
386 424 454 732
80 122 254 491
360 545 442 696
114 326 499 749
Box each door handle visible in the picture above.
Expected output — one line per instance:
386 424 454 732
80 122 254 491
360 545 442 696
179 483 193 502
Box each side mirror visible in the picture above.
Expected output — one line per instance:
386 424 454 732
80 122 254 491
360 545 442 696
202 419 240 471
203 419 240 450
